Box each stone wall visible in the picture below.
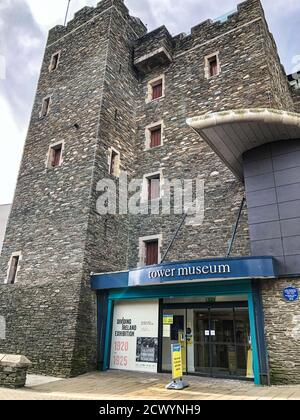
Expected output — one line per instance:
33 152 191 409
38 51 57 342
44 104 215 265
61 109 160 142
0 205 11 253
127 0 294 268
261 278 300 384
0 355 31 389
292 89 300 113
0 0 145 377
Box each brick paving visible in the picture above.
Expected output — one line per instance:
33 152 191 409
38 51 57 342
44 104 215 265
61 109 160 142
0 371 300 400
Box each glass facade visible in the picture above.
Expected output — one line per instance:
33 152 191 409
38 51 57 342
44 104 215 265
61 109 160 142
161 296 253 379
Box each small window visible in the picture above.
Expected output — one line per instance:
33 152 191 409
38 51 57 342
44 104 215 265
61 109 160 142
48 143 63 168
147 174 160 201
205 53 220 79
145 240 159 266
139 234 162 267
145 121 164 150
209 56 218 77
49 52 60 72
7 255 20 284
150 126 162 148
41 96 51 117
152 80 163 100
147 75 165 103
109 148 120 177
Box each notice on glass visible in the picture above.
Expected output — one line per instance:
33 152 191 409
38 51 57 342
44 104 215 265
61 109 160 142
163 324 171 338
163 315 174 325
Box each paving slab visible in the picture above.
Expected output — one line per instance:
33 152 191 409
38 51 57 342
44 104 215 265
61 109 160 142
0 370 299 400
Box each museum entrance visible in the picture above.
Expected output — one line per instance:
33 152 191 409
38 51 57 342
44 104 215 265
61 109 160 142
160 297 253 380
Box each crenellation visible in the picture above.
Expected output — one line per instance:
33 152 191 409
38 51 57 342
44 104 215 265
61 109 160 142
47 0 146 47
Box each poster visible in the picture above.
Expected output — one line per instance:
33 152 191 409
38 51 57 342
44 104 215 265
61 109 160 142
163 315 174 325
171 343 183 379
110 300 159 373
163 324 171 337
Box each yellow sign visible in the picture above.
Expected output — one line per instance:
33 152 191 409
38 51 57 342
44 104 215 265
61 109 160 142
171 344 183 380
163 315 174 325
246 349 253 378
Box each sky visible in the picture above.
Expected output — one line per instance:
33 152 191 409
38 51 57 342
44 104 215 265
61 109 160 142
0 0 300 205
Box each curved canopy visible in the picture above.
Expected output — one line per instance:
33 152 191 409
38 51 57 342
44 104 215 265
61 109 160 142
187 108 300 180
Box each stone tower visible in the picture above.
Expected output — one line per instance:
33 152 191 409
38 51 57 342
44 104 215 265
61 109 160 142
1 0 299 384
0 0 146 377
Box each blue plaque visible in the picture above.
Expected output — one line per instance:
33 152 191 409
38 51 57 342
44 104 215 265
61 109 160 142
283 287 299 302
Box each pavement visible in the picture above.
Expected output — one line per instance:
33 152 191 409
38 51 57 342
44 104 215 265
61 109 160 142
0 370 300 400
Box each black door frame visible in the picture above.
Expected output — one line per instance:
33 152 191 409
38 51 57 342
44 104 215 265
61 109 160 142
158 300 253 381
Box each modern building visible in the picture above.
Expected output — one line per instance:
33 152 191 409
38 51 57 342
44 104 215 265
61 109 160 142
1 0 300 385
0 205 11 253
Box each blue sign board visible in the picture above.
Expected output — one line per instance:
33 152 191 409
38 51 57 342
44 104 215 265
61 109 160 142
128 257 277 287
283 287 299 302
91 256 277 290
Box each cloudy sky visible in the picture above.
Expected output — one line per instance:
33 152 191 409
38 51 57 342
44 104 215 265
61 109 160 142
0 0 299 205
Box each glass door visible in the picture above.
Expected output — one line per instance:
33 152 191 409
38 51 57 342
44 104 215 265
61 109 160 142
192 309 210 375
161 302 253 380
235 307 252 378
191 306 253 379
210 307 235 376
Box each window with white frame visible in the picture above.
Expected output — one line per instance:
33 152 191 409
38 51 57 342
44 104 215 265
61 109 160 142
138 234 162 267
40 96 51 117
46 141 64 169
49 51 61 72
5 252 22 284
108 148 120 178
142 171 162 202
146 75 165 103
204 52 220 79
145 121 164 150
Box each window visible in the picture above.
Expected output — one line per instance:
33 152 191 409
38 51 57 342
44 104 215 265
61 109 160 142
147 174 160 201
205 53 220 79
146 75 165 103
152 80 163 100
6 253 21 284
47 142 63 168
150 126 162 148
142 171 162 202
138 234 162 267
209 56 218 77
145 121 164 150
41 96 51 117
49 51 60 72
109 148 120 177
145 240 159 266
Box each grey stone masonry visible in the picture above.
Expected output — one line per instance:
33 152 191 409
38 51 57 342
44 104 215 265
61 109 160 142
0 0 299 385
292 89 300 113
261 278 300 385
134 26 174 73
0 355 31 389
0 0 146 377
